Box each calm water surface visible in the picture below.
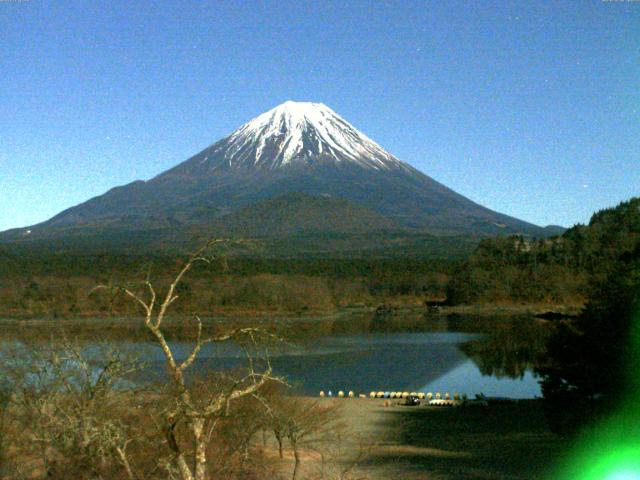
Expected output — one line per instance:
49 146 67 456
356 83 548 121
170 331 541 398
0 313 550 398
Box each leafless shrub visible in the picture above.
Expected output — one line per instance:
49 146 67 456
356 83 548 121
0 338 151 479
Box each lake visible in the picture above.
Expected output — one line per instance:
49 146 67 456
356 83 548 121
0 312 551 399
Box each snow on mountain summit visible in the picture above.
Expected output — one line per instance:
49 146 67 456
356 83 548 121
200 101 407 171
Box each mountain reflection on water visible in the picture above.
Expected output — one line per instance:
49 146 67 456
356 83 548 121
269 312 551 397
423 316 551 398
456 318 550 380
0 310 552 398
144 311 551 398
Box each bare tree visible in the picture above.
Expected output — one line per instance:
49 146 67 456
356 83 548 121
258 390 340 480
285 401 338 480
98 240 281 480
1 338 148 480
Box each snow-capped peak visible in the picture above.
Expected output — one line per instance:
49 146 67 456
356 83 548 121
207 101 405 171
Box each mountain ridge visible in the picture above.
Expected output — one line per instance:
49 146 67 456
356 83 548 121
1 101 556 252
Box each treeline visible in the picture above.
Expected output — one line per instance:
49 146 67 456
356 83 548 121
3 197 638 316
534 200 640 438
0 248 455 278
446 197 640 306
537 241 640 435
0 251 455 317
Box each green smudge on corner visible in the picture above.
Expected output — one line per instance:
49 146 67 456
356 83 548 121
553 310 640 480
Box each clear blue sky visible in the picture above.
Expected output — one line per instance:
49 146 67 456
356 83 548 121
1 0 638 231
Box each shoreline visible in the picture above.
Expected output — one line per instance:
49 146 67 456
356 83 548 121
0 301 583 323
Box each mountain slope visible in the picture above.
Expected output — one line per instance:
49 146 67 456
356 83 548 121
1 101 547 248
209 192 399 237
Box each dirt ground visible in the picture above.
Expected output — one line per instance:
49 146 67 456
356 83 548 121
304 397 570 480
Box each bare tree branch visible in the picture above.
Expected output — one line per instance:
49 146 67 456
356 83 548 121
99 238 283 480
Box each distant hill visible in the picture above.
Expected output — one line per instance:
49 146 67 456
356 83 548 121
540 225 567 237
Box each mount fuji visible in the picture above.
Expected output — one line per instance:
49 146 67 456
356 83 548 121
2 101 551 252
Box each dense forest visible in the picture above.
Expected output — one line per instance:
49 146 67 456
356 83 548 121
0 197 637 318
446 197 640 306
533 206 640 451
0 249 455 317
537 241 640 435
